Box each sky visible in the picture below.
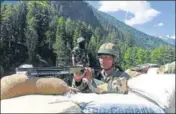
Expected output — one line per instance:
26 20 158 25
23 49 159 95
87 1 175 39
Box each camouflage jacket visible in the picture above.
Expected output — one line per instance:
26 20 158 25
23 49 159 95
71 46 90 67
157 61 175 74
125 63 160 78
72 68 129 94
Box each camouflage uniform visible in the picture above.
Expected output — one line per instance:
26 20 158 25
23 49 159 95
72 43 129 94
71 37 90 67
157 61 175 74
125 63 160 78
71 47 89 66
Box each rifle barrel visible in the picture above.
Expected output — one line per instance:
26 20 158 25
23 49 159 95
17 66 101 77
27 69 72 77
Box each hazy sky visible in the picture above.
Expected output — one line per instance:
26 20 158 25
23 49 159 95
87 1 175 39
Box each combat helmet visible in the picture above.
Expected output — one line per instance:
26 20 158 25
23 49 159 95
98 43 119 59
77 37 85 44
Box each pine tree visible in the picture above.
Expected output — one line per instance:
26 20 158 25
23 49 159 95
73 26 80 47
25 1 39 63
65 18 74 50
53 16 69 66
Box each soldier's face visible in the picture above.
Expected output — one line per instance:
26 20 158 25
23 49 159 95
99 55 114 70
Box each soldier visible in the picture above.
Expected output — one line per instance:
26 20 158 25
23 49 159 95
71 37 90 67
72 42 129 94
125 63 160 78
157 61 175 74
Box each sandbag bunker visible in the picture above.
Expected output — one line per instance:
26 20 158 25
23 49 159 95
1 74 70 100
1 66 175 113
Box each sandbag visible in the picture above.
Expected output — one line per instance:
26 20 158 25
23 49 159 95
1 74 70 100
167 90 175 113
128 73 175 111
147 68 159 74
70 93 165 113
1 95 82 113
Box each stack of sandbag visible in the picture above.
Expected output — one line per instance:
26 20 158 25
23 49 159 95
127 73 175 113
69 93 165 113
157 61 175 74
125 63 160 78
1 74 70 100
1 95 82 113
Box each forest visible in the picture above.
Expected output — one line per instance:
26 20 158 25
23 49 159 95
0 1 175 77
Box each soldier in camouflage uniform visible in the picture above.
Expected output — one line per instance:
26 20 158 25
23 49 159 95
125 63 160 78
71 37 90 67
72 42 129 94
157 61 175 74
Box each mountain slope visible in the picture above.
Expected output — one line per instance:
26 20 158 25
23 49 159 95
90 6 171 49
159 37 175 46
51 1 172 49
51 1 101 28
1 1 173 49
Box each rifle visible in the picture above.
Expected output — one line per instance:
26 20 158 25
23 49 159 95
16 66 101 77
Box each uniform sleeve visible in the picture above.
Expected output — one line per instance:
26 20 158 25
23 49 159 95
72 79 91 93
108 72 129 94
120 72 130 80
71 71 98 93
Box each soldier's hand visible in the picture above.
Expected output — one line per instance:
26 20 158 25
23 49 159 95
73 67 93 83
73 71 86 82
83 67 93 83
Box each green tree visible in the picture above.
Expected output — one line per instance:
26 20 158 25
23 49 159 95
53 16 70 66
73 25 80 47
136 48 146 65
151 46 165 65
25 2 38 62
65 18 74 50
124 47 133 69
124 32 135 47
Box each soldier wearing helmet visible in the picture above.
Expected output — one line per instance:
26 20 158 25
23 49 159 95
72 42 129 94
71 37 90 67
